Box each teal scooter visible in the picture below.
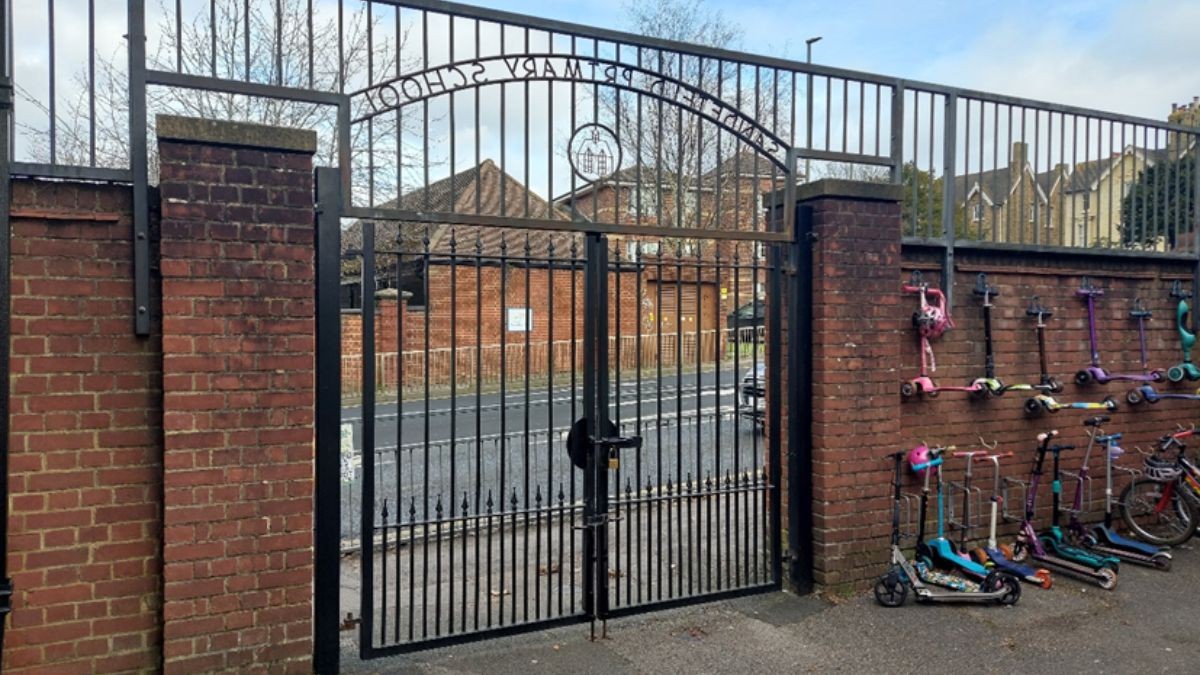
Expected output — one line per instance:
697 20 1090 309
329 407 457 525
908 445 996 582
1012 431 1119 589
1167 280 1200 382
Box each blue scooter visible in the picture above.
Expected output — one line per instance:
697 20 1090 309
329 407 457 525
1068 418 1172 570
968 447 1053 588
1125 384 1200 405
909 445 996 582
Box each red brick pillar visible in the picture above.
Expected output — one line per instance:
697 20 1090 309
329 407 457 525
795 179 904 591
156 116 316 672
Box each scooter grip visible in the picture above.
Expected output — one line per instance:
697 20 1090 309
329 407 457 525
912 457 944 472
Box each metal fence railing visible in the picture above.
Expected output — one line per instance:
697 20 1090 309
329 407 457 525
341 326 765 398
7 2 1197 269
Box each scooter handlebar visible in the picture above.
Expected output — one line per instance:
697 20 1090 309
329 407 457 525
985 451 1015 459
1037 430 1059 442
911 457 944 472
1084 415 1111 426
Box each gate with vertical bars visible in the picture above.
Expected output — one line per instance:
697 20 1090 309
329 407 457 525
315 0 811 657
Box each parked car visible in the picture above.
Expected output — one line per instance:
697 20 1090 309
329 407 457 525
739 361 765 431
727 300 765 332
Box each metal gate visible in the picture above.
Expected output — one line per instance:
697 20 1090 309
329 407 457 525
323 213 795 656
312 0 810 659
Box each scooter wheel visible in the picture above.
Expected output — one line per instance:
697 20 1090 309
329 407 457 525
1151 370 1166 383
926 389 940 399
1034 569 1053 590
1096 567 1118 591
1168 365 1186 383
1048 378 1065 394
1075 370 1093 386
1024 398 1043 416
1102 395 1119 411
997 543 1015 560
970 548 991 564
874 567 908 607
1126 389 1142 405
1152 553 1172 572
900 382 916 398
983 572 1022 606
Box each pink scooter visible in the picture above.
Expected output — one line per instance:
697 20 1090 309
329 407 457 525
901 271 983 399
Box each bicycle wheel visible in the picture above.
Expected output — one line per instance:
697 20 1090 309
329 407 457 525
1119 479 1197 547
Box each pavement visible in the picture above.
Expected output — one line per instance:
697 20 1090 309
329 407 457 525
340 541 1199 674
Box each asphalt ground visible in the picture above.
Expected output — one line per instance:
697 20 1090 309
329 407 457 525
340 540 1199 674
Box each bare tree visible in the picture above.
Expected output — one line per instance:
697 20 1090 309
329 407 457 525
19 0 432 204
595 0 787 234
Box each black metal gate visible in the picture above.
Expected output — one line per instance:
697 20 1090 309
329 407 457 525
312 0 808 662
320 209 794 656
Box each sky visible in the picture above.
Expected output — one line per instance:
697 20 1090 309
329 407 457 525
6 0 1199 194
462 0 1200 121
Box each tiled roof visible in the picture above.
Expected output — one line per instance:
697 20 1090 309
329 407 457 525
342 160 582 277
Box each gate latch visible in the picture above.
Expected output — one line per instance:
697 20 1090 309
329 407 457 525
596 434 642 470
567 418 642 470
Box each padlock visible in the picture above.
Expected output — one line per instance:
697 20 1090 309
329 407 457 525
608 450 620 470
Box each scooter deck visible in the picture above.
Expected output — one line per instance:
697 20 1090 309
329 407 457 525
984 547 1050 587
1092 525 1165 558
925 538 990 579
1041 533 1119 570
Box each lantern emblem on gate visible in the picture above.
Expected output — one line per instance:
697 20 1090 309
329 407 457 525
569 123 622 184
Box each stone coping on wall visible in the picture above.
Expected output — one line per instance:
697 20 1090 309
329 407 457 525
762 178 905 208
156 114 318 154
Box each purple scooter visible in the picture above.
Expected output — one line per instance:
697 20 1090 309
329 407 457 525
1075 279 1164 386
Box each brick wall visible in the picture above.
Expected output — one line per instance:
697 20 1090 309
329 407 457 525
156 116 316 672
798 180 1199 591
795 182 904 591
5 180 162 673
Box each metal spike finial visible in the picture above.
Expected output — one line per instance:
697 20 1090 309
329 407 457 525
422 225 431 250
408 496 418 520
449 228 457 253
486 490 495 512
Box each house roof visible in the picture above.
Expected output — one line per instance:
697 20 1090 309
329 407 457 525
342 160 581 276
954 167 1015 205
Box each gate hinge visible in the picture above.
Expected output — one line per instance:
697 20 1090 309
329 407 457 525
0 577 13 617
0 78 13 110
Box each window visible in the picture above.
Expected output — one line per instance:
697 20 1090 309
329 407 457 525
972 203 984 222
627 187 658 218
626 240 660 260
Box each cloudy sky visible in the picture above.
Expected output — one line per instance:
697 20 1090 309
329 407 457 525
7 0 1197 195
471 0 1200 120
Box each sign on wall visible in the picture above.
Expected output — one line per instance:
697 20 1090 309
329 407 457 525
507 308 533 332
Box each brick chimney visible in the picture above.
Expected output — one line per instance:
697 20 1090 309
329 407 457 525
1010 142 1028 185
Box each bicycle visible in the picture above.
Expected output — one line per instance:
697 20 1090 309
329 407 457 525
1117 425 1200 547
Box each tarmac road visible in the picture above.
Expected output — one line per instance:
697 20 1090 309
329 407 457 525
340 368 767 541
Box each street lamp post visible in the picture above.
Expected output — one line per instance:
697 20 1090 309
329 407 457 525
805 36 821 183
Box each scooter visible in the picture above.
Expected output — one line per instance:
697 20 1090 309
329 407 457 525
1007 296 1064 394
1068 417 1172 570
1011 430 1119 589
1125 384 1200 405
969 273 1006 397
900 271 983 399
908 445 995 581
1166 280 1200 382
971 448 1053 588
1075 278 1164 385
1024 393 1119 416
874 450 1023 607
